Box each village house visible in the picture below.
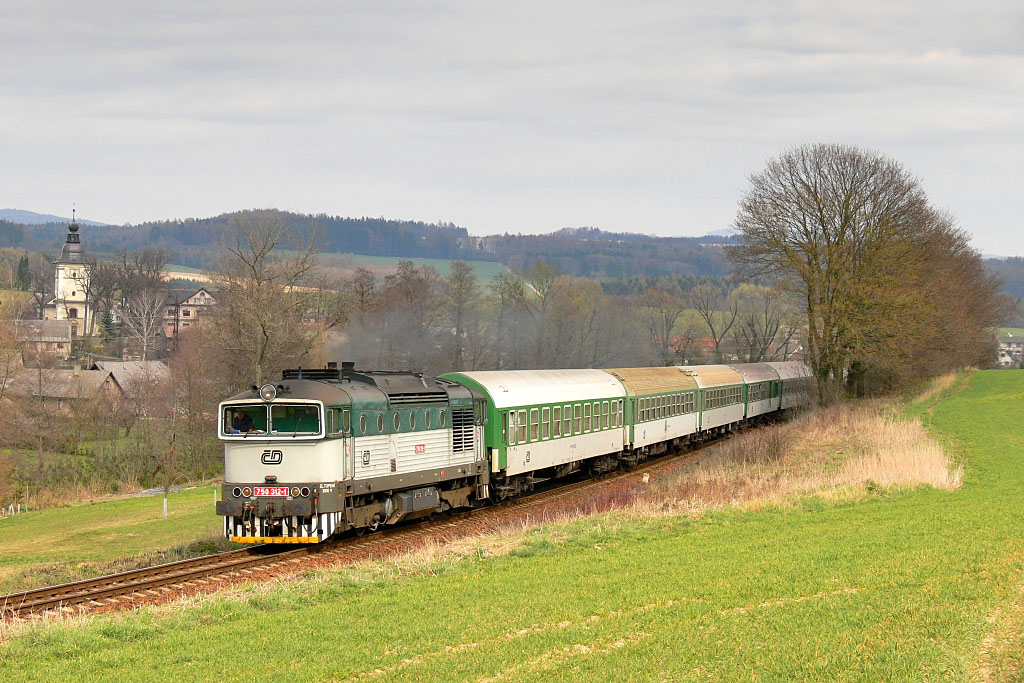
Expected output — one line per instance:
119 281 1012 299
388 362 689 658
12 319 73 361
163 287 216 339
997 334 1023 368
4 367 123 412
90 360 169 393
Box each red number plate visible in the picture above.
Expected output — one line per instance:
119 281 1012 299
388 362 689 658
254 486 289 497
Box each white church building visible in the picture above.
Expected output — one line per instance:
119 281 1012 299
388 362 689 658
41 215 94 338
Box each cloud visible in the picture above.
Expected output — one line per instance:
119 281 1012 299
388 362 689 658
1 0 1022 253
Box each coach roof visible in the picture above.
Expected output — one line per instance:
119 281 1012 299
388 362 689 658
605 366 698 394
676 364 744 388
442 369 625 409
765 361 814 381
728 363 780 384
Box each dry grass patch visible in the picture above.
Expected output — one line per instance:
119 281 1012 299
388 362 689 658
642 401 962 513
912 371 963 404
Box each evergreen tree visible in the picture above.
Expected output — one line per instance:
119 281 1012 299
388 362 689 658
15 255 30 290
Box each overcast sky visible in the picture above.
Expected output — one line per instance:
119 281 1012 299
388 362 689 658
2 1 1021 254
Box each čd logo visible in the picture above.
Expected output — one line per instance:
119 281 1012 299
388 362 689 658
261 449 284 464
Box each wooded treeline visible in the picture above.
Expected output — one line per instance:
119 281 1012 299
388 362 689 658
0 211 732 279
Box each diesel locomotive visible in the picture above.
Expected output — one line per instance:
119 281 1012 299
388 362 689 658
216 360 813 543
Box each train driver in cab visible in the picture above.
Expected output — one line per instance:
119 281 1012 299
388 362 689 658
231 410 255 433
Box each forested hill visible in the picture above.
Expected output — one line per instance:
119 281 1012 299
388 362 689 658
0 209 732 278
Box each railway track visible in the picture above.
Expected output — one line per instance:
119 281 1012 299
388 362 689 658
0 437 715 620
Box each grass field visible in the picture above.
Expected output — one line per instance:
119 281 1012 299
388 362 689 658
2 371 1023 680
317 253 509 284
0 486 225 594
997 327 1024 338
164 254 509 285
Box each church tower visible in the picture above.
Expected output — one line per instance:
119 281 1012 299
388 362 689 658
51 211 92 338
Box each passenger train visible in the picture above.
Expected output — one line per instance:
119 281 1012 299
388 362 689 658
216 361 814 543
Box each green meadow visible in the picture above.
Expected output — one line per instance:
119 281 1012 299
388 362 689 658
2 371 1023 680
0 486 224 594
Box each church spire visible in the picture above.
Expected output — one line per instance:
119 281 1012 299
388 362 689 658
58 207 84 263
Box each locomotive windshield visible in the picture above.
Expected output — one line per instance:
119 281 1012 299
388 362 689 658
223 405 268 435
269 404 320 435
221 403 321 437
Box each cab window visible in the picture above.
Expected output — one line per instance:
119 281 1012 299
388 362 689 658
223 404 268 435
270 404 320 434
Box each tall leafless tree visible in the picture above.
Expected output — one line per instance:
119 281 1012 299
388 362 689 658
121 289 166 360
691 284 739 363
731 143 1004 392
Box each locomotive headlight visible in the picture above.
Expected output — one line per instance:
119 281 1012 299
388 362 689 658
242 487 252 497
300 487 310 497
291 487 300 497
232 487 242 498
259 383 277 401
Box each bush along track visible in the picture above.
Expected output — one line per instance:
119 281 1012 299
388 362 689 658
2 371 1024 681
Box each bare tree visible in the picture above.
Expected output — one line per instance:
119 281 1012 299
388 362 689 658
210 209 326 387
691 284 739 362
347 267 378 316
730 284 801 362
443 260 480 369
731 143 1003 392
639 285 688 365
489 271 527 369
121 289 165 360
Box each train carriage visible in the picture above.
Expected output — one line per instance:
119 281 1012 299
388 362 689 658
766 361 815 410
440 369 626 497
729 363 782 419
605 367 699 452
683 365 746 432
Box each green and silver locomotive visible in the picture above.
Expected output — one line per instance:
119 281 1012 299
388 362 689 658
216 362 489 543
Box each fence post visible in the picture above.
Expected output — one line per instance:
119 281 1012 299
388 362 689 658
163 496 168 519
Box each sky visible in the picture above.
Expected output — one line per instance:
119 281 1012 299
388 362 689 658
2 1 1021 254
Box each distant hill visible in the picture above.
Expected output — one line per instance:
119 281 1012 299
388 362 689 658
1 208 732 279
0 208 108 226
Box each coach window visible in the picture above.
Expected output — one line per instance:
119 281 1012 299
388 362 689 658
565 404 572 435
542 407 550 439
359 414 367 434
584 402 591 432
574 404 582 433
440 409 447 427
552 406 561 437
377 414 384 432
394 413 401 431
602 401 609 429
593 402 600 429
529 408 539 441
424 410 431 429
342 409 351 433
409 411 416 430
506 412 515 445
518 409 527 443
